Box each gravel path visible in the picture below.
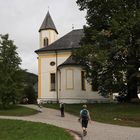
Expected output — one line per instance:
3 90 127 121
0 105 140 140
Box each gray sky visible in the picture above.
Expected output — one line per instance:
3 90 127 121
0 0 86 74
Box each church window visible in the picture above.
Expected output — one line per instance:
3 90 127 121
81 71 86 90
50 73 56 91
43 37 48 46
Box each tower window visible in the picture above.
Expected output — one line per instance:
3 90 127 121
43 37 48 46
50 73 56 91
81 71 86 90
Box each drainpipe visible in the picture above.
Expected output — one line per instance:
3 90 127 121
55 50 59 103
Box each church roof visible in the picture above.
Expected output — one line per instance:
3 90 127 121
35 29 84 53
58 55 81 68
39 11 58 34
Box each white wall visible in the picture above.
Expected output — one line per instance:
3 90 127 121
39 52 108 103
40 51 71 100
58 66 106 103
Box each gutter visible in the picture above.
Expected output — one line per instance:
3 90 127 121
55 50 59 103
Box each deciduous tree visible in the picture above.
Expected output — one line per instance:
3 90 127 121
0 34 23 108
75 0 140 100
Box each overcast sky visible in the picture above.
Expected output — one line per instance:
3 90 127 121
0 0 86 74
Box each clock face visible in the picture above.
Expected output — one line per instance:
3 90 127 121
50 61 55 66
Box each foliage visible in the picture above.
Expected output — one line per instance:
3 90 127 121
75 0 140 99
22 72 38 86
22 85 37 104
21 72 38 104
0 34 24 108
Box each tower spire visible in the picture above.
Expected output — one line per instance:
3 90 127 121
39 11 58 48
39 11 58 34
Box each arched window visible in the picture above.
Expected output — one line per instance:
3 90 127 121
43 37 48 46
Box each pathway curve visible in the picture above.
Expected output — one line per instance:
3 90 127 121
0 105 140 140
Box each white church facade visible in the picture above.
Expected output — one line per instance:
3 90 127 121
35 11 107 103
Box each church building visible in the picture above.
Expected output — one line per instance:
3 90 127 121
35 11 107 103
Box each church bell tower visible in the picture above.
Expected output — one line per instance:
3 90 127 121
39 11 58 48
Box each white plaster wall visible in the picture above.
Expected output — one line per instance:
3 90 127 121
39 29 57 48
40 51 71 100
59 66 105 103
50 30 57 44
40 52 108 103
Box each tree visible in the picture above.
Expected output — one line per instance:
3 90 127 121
21 72 38 104
75 0 140 100
0 34 24 108
22 85 37 104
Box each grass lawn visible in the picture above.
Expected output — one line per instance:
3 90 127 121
44 103 140 127
0 119 73 140
0 105 38 116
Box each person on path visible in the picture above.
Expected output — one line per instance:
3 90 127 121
60 102 65 117
37 98 42 112
79 104 91 136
